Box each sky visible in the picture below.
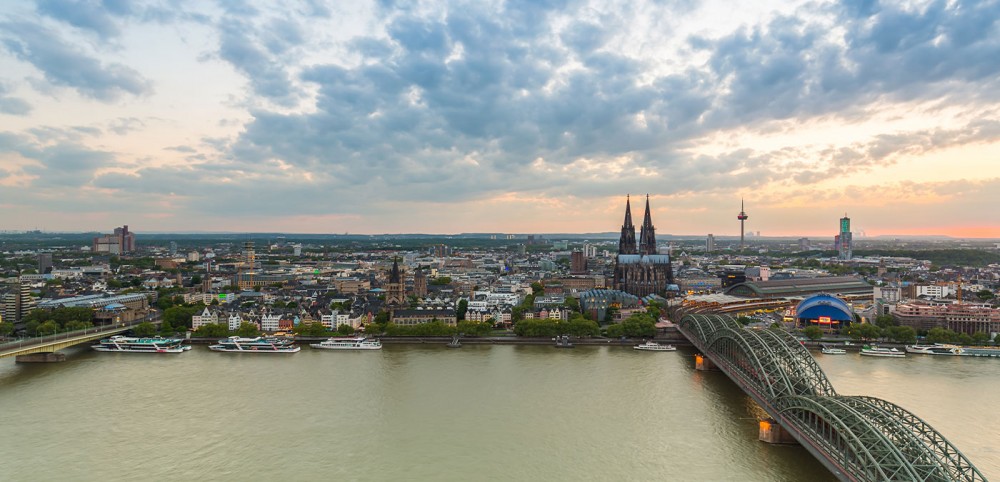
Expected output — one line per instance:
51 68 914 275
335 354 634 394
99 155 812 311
0 0 999 238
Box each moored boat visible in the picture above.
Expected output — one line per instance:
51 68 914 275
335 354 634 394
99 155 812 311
634 341 677 351
905 344 963 356
209 336 300 353
820 345 847 355
310 336 381 350
860 345 905 358
959 347 1000 358
906 344 1000 358
92 335 191 353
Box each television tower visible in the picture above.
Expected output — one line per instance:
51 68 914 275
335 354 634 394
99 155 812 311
737 199 748 250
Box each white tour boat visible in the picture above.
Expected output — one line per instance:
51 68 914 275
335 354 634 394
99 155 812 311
820 345 847 355
209 336 301 353
860 345 905 358
92 335 191 353
634 341 677 351
905 344 963 356
310 337 382 350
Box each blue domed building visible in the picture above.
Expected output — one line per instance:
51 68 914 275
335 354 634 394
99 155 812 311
795 294 854 331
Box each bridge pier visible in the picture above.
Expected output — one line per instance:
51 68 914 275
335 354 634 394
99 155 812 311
758 418 798 445
694 354 717 371
15 352 66 363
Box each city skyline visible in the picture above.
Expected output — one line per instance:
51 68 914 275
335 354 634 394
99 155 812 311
1 1 999 238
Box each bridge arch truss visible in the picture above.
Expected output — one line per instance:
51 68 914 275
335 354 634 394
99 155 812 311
678 314 985 482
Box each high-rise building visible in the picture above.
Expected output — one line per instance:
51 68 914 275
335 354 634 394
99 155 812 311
570 250 587 274
169 241 178 256
2 283 36 324
92 225 136 254
706 234 715 252
613 195 674 297
798 238 810 251
38 253 53 274
838 215 853 260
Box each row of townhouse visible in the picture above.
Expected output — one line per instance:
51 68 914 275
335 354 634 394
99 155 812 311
466 307 513 325
192 307 367 332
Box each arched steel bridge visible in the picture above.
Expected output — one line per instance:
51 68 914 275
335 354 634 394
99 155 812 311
678 313 986 482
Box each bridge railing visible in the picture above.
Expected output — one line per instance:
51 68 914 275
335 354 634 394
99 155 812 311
0 314 159 352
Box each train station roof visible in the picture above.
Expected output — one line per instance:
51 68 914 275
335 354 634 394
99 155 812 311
723 276 873 299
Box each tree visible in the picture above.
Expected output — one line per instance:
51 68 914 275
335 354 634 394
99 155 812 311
530 282 544 296
194 323 229 338
802 326 824 341
429 276 452 285
887 326 917 344
456 320 492 336
37 320 59 336
159 319 175 336
237 322 261 338
977 289 995 301
65 320 93 331
874 315 896 329
337 323 355 335
604 323 625 338
0 322 13 337
457 299 469 321
926 327 958 344
971 332 991 346
566 316 600 337
564 296 580 313
736 316 753 326
604 306 618 324
162 304 204 329
132 322 158 337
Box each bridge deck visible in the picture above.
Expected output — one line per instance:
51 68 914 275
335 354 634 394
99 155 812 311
0 319 157 359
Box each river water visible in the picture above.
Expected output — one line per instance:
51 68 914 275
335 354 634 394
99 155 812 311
0 344 996 481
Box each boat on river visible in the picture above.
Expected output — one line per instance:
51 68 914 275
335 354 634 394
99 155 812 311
209 336 300 353
92 335 191 353
634 341 676 351
906 344 1000 358
860 345 905 358
310 337 381 350
820 345 847 355
554 335 574 348
906 344 963 356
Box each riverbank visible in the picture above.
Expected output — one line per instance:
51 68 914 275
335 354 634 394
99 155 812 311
185 335 694 346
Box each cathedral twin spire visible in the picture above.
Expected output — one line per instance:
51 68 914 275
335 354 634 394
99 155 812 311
618 195 657 255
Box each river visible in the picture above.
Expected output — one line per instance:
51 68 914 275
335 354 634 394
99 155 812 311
0 344 996 481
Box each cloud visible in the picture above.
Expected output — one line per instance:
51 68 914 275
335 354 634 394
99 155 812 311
0 0 999 233
0 83 31 115
216 19 297 105
0 21 152 101
35 0 122 39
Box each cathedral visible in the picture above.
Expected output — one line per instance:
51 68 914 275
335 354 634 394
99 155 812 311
613 195 674 297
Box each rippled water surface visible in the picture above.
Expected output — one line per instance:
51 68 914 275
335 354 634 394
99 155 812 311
1 344 994 481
